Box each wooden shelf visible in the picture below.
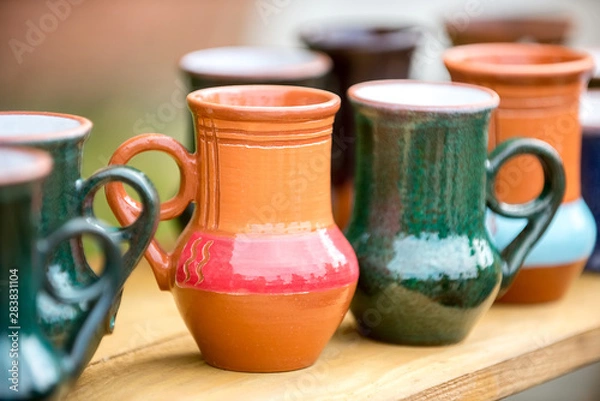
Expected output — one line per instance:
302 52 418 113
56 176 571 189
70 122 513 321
66 261 600 401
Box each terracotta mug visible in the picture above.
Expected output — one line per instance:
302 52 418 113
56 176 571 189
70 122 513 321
176 46 332 226
0 147 121 400
0 112 159 347
299 23 422 228
346 80 565 345
445 14 572 46
444 43 596 303
581 89 600 272
106 85 359 372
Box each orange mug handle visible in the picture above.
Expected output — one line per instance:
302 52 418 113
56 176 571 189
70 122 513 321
105 133 197 290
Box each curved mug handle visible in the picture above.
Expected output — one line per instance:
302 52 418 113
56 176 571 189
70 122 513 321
105 134 197 291
38 218 122 380
486 138 566 298
77 166 159 279
76 166 159 334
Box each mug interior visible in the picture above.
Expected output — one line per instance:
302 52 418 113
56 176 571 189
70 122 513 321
179 47 330 78
444 43 593 77
351 81 497 110
0 114 83 139
0 147 52 185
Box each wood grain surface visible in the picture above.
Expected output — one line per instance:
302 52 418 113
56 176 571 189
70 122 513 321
67 262 600 401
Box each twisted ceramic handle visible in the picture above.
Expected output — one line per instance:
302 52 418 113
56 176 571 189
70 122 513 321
39 218 121 379
486 137 565 297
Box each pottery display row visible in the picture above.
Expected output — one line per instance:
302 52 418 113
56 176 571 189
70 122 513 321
104 78 563 358
1 27 599 400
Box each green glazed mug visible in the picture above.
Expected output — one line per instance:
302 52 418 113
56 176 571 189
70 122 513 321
346 80 565 345
0 147 122 400
0 112 159 348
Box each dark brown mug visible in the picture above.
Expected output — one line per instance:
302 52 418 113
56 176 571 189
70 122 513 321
299 23 422 228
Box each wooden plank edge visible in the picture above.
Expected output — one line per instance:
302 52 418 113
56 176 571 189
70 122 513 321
406 327 600 401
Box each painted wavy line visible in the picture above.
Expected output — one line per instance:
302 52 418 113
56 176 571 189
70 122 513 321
183 236 204 283
195 240 214 285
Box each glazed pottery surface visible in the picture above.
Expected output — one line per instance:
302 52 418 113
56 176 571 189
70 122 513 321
581 90 600 272
177 46 333 226
0 112 159 348
445 15 572 46
444 43 596 302
346 80 565 345
0 147 122 401
299 23 421 228
106 85 359 372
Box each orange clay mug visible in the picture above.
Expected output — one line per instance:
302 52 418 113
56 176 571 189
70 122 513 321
105 85 359 372
444 43 596 302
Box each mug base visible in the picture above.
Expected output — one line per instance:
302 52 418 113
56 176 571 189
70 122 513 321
173 283 356 373
350 281 498 346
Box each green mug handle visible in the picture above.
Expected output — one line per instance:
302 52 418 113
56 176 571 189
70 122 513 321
486 138 566 298
76 166 159 333
38 218 122 380
77 166 159 278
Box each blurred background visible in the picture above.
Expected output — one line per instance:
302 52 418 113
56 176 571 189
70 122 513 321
1 0 600 399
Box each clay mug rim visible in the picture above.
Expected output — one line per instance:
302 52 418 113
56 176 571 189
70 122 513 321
179 46 332 82
443 43 594 79
0 146 53 186
298 21 422 53
0 111 92 142
347 79 499 113
444 14 573 44
186 84 341 122
579 46 600 80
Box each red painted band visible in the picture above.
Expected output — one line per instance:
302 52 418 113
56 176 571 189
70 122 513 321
176 226 358 294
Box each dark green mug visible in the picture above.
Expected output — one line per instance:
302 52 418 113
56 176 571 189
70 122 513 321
0 147 122 400
0 112 159 348
346 80 565 345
